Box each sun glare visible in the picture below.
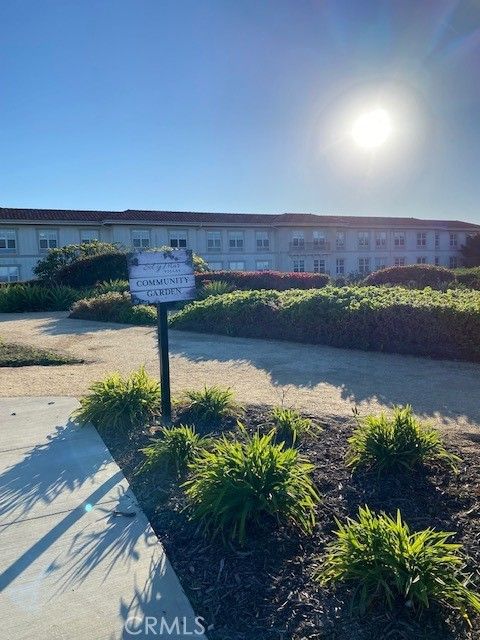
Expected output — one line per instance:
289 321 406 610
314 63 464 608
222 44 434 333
352 108 392 149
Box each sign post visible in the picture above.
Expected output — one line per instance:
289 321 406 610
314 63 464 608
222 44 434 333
127 249 196 424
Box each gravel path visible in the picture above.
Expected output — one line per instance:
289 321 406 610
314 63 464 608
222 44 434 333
1 312 479 444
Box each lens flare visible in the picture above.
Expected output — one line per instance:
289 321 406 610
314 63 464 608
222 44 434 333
352 108 392 149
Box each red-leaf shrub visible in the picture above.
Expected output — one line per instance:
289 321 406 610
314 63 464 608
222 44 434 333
363 265 456 289
195 270 329 291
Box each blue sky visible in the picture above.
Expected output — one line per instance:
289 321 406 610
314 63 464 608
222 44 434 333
1 0 479 222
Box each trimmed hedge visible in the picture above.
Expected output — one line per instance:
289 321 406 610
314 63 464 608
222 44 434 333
196 270 330 291
0 284 83 312
69 292 156 324
455 267 480 290
363 264 456 289
170 286 480 361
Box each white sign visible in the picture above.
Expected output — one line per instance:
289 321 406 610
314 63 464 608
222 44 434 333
127 250 196 304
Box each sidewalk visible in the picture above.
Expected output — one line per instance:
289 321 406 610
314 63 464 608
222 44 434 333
0 397 206 640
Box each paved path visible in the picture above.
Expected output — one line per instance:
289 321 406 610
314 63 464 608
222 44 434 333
0 397 206 640
1 312 480 443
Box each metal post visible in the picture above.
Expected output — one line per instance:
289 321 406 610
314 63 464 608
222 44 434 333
156 303 171 425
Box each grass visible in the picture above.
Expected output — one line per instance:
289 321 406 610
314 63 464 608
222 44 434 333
137 425 208 476
270 406 316 445
0 341 81 367
177 385 242 427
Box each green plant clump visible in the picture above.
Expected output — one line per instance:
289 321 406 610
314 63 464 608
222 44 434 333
271 406 315 445
73 367 161 432
184 429 319 544
0 284 82 312
69 292 156 324
178 386 242 426
199 280 234 299
137 425 207 476
318 506 480 622
346 406 459 473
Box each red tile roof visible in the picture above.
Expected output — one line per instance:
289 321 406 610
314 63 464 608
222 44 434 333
0 207 479 230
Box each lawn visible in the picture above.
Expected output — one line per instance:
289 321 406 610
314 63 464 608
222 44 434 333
0 341 82 367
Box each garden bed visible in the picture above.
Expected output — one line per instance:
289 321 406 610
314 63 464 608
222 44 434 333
99 405 480 640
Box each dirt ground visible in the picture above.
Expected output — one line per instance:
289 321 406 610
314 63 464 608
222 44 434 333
1 312 479 447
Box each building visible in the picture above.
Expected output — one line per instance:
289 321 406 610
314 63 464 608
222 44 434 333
0 207 479 282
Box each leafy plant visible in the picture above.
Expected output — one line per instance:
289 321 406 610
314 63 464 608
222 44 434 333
195 270 330 291
0 284 82 312
363 264 456 289
271 406 315 445
73 366 160 432
33 241 119 283
91 279 130 296
346 406 460 473
137 425 207 476
178 386 242 426
184 429 319 544
318 506 480 622
199 280 234 299
69 292 156 324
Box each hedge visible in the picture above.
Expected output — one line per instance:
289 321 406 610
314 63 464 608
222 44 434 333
455 267 480 290
170 286 480 362
69 292 156 324
0 284 83 312
363 265 456 289
196 270 330 291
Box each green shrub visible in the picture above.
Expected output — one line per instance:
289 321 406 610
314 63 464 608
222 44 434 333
363 264 456 289
69 292 156 324
0 284 82 312
318 506 480 621
184 429 319 544
137 425 207 476
33 241 119 283
455 267 480 290
91 279 130 296
199 280 234 299
170 286 480 362
271 406 315 445
73 367 160 432
177 386 242 426
346 406 459 473
195 270 329 291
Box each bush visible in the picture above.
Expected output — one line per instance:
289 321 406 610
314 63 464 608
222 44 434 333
0 284 82 312
170 286 480 362
346 406 459 473
271 406 315 445
69 292 157 324
137 425 207 476
363 264 456 289
195 270 330 291
91 279 130 296
455 267 480 290
177 386 242 427
184 429 319 544
34 241 119 283
318 506 480 621
199 280 234 299
73 367 160 432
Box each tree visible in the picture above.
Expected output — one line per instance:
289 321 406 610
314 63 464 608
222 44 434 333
460 233 480 267
33 241 119 283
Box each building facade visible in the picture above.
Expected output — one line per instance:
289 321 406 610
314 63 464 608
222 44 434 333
0 208 479 282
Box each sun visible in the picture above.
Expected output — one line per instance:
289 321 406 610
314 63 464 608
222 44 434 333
351 108 392 149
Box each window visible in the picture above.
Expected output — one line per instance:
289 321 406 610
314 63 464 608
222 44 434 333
292 232 305 248
131 229 150 249
375 231 387 248
358 231 369 248
434 256 440 266
38 229 58 251
358 257 370 275
80 229 99 244
0 266 20 282
0 229 17 253
169 230 187 248
435 232 440 248
417 256 427 264
336 231 345 249
255 231 270 251
449 233 458 247
208 262 223 271
449 256 458 269
229 261 245 271
313 259 327 273
207 231 222 252
416 232 427 247
255 260 270 271
394 257 406 266
336 258 345 275
375 257 387 270
394 231 405 247
313 231 326 248
292 259 305 273
228 231 244 251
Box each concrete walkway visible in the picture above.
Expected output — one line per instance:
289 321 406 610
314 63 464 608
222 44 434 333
0 397 206 640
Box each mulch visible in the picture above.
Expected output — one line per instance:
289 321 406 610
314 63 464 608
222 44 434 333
100 406 480 640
